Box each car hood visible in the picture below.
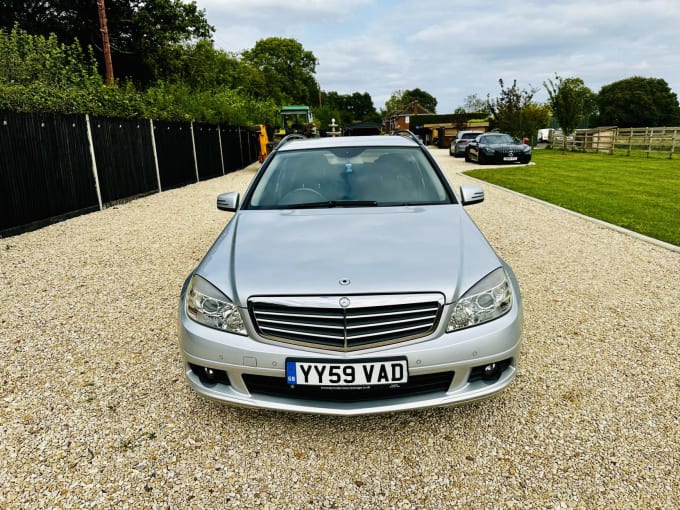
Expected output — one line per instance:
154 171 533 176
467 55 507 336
196 205 502 305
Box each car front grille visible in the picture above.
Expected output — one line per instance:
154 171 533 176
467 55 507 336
249 294 444 351
242 371 455 402
495 147 516 155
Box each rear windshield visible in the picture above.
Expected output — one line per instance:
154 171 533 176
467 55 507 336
247 147 453 209
461 132 480 140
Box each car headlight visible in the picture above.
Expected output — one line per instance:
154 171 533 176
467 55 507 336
185 275 247 335
447 268 513 332
482 146 496 154
523 146 532 153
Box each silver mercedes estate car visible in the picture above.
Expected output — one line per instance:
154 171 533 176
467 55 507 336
178 132 523 415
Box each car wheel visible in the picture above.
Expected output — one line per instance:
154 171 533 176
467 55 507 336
464 149 471 162
449 145 454 156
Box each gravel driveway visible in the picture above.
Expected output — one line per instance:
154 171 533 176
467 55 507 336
1 147 678 509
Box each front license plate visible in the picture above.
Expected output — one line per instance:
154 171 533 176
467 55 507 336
286 358 408 386
503 156 518 161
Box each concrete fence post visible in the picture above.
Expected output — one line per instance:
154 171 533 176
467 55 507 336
85 114 103 210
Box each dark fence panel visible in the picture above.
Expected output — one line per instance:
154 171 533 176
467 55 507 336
194 123 223 180
2 112 257 237
0 111 98 234
153 121 196 190
90 117 157 204
220 126 244 173
246 128 259 165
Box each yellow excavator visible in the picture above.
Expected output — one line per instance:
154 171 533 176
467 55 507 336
253 124 270 163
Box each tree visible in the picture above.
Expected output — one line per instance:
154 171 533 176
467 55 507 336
384 90 406 113
456 93 489 115
0 24 106 113
519 103 551 145
317 90 378 128
401 88 437 113
597 76 680 127
384 88 438 113
488 79 547 139
162 40 267 98
0 0 214 86
0 24 281 123
128 0 214 84
345 92 376 120
544 75 597 149
317 91 350 127
314 104 344 131
241 37 319 106
0 24 100 89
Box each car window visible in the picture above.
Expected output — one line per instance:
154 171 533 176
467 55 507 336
481 134 515 144
461 133 479 140
247 147 452 208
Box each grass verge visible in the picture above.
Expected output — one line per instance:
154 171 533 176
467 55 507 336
464 150 680 246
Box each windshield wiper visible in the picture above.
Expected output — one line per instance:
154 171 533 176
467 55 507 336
283 200 378 209
330 200 378 207
381 201 445 206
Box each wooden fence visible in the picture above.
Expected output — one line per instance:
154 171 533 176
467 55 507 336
551 126 680 158
615 127 679 156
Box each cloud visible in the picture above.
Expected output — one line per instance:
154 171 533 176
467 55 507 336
194 0 680 113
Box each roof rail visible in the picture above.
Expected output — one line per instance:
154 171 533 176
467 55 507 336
276 133 306 149
391 130 423 145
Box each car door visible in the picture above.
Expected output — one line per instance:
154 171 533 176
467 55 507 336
467 135 482 161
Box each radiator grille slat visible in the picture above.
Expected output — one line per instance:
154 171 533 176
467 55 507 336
250 294 444 351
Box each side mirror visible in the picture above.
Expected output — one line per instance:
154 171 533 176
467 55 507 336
217 192 240 212
460 185 484 206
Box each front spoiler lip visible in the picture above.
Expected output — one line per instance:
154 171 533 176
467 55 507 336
182 362 518 416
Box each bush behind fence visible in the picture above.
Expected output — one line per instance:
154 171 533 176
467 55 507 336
0 111 259 237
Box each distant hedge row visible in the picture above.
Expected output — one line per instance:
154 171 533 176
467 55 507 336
0 25 278 125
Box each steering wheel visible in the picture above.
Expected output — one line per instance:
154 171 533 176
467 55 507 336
280 187 326 204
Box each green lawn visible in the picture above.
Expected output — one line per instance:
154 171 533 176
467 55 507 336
464 150 680 246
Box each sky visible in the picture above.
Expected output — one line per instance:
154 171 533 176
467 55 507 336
192 0 680 114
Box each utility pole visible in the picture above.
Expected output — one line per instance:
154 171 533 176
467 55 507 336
97 0 114 85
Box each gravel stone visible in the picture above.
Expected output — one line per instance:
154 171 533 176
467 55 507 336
1 148 678 509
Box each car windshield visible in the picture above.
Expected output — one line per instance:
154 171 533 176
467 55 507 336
481 134 515 145
247 147 452 209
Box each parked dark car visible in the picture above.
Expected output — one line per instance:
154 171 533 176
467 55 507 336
465 133 532 164
450 131 483 157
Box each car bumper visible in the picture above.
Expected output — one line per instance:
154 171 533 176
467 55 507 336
177 287 524 416
486 153 532 164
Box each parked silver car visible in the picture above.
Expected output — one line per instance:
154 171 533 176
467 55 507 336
450 130 484 157
178 132 523 415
